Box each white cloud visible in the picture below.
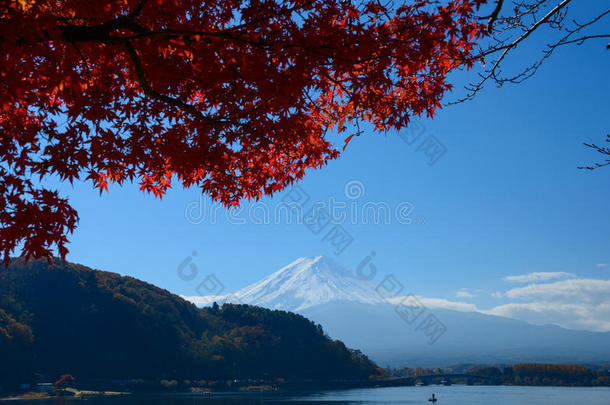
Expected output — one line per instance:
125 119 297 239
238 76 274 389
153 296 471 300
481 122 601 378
182 294 227 306
182 294 247 307
388 296 478 312
504 278 610 303
502 271 575 283
490 291 504 298
456 289 475 299
486 302 610 332
418 297 478 312
188 293 480 314
486 278 610 331
596 263 609 268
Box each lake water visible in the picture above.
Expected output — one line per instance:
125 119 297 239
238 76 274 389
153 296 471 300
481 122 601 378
14 385 610 405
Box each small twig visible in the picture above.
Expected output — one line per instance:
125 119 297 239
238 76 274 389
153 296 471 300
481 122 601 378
553 34 610 47
68 42 90 77
579 135 610 170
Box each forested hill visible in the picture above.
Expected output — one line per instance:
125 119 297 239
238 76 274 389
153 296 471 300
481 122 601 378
0 258 379 386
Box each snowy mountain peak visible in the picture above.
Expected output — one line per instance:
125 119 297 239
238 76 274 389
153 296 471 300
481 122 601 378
235 256 383 311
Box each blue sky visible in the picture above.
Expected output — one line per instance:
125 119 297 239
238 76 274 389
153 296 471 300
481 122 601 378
49 1 610 331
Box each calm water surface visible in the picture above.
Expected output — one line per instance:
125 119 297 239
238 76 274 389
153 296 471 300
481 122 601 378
16 386 610 405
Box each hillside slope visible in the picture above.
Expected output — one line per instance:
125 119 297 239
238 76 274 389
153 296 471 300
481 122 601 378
0 258 378 386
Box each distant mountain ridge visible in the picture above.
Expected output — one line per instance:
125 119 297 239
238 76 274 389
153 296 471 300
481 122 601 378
190 256 610 367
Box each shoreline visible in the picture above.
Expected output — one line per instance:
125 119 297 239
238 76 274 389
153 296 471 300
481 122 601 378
3 380 610 401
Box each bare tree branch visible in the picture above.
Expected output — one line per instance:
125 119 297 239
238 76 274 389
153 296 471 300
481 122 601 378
450 1 609 106
579 135 610 170
452 0 574 104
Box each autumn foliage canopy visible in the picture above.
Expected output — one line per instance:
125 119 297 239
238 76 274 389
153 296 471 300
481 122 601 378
0 0 485 264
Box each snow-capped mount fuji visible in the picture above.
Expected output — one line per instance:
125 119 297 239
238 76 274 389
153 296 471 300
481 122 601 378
186 256 610 366
235 256 383 311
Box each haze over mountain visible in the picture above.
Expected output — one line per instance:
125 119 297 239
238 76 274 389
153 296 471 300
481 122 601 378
186 256 610 367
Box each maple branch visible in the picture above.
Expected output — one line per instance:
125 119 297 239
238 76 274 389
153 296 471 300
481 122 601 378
484 0 504 33
59 9 399 69
58 0 315 47
60 16 145 44
118 27 399 66
124 42 221 125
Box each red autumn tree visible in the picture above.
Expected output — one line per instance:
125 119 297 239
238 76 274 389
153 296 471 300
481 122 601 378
0 0 485 264
54 374 76 389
